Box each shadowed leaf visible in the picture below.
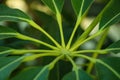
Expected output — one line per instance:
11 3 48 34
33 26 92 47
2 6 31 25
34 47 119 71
12 65 49 80
62 69 93 80
71 0 94 16
41 0 64 13
99 0 120 29
0 56 24 80
0 26 18 40
0 47 13 56
107 40 120 53
0 4 31 22
96 57 120 80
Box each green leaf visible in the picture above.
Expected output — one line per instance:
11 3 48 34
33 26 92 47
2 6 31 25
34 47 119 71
12 66 49 80
41 0 64 13
59 60 72 79
0 56 24 80
0 25 18 40
0 4 31 22
107 40 120 53
33 65 49 80
49 63 60 80
11 67 42 80
34 10 59 40
0 47 13 56
96 57 120 80
99 0 120 29
62 69 93 80
71 0 94 16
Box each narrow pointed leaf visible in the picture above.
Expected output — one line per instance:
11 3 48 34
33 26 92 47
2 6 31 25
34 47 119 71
41 0 64 13
62 69 93 80
107 40 120 53
95 57 120 80
99 0 120 29
0 56 24 80
0 4 31 22
0 26 18 39
0 47 13 56
71 0 94 16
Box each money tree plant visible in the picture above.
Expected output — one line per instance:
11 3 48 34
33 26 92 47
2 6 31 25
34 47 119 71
0 0 120 80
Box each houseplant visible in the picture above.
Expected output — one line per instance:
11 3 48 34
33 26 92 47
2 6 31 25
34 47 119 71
0 0 120 80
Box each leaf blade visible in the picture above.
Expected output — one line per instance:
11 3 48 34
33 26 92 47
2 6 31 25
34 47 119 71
0 56 24 80
0 25 18 40
96 57 120 80
107 40 120 53
0 47 13 56
0 4 31 22
11 67 42 80
11 66 49 80
99 0 120 29
62 69 93 80
33 65 49 80
41 0 64 13
71 0 94 16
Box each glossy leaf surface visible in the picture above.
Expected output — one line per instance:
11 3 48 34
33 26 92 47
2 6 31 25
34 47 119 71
71 0 94 16
62 69 93 80
12 65 49 80
0 47 13 56
41 0 64 13
0 26 18 40
0 4 31 22
0 56 24 80
11 67 42 80
107 40 120 53
96 57 120 80
99 0 120 29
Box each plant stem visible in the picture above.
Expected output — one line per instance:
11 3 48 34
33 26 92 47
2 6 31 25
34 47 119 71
105 48 120 51
66 0 85 49
49 54 64 69
72 54 120 79
70 0 112 51
57 13 65 47
0 50 14 55
12 49 58 54
72 54 96 63
28 20 61 48
72 47 120 54
23 53 60 62
86 28 109 73
72 50 107 54
16 33 58 50
66 55 79 80
70 29 104 51
70 14 101 51
33 55 63 80
52 0 65 47
66 18 82 49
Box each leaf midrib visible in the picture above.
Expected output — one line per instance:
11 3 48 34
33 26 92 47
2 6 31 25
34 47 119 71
33 66 48 80
0 33 17 35
0 15 30 21
78 0 84 17
0 56 24 72
101 12 120 29
0 50 13 55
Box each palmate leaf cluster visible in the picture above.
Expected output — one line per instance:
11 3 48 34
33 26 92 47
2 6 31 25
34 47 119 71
0 0 120 80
